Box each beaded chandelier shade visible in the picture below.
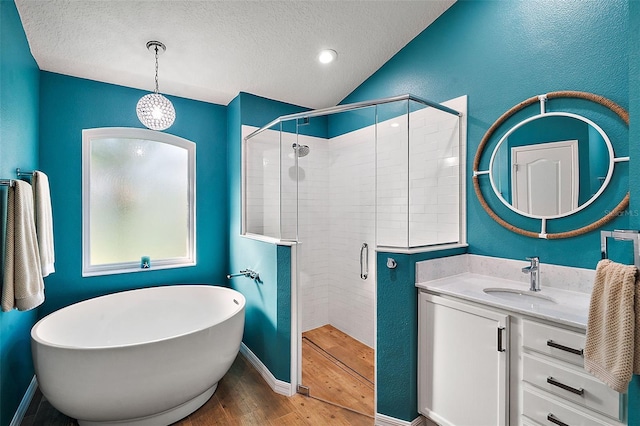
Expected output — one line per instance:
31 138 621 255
136 41 175 131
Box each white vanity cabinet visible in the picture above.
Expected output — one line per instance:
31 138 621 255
417 289 627 426
418 292 509 426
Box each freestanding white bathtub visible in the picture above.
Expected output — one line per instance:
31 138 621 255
31 285 245 426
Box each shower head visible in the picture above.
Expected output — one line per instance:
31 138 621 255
292 143 310 157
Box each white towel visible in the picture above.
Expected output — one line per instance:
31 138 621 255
1 180 44 311
584 259 640 393
32 171 55 276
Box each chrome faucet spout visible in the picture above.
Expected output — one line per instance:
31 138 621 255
522 257 541 292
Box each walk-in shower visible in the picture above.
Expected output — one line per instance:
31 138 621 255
242 94 466 415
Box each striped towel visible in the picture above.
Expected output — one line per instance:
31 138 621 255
1 180 44 311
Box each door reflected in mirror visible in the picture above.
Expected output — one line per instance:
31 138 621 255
489 114 612 218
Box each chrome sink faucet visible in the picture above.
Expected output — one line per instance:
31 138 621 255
522 256 541 292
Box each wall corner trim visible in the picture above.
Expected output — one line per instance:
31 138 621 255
375 413 425 426
10 376 38 426
239 343 294 396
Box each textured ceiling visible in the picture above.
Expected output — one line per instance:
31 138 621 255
15 0 455 109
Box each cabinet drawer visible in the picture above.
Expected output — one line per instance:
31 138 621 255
523 353 621 420
523 320 585 366
523 388 612 426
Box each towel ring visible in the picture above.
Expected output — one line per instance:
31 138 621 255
600 230 640 269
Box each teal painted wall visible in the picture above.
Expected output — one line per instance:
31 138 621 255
343 0 629 270
226 92 308 381
376 247 466 421
38 72 229 315
237 92 326 138
0 1 40 424
235 92 309 130
337 0 632 421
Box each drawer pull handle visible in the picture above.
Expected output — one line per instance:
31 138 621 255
547 339 584 356
547 376 584 395
547 413 569 426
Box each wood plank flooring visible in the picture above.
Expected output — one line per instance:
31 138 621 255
21 351 373 426
301 325 375 417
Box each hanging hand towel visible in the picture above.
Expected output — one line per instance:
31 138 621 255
584 259 640 393
33 171 55 276
1 180 44 311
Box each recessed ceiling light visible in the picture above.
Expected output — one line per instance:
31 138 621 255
318 49 337 64
390 122 400 128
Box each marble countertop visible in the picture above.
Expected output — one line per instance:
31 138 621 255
416 272 591 330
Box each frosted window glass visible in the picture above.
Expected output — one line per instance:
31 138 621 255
82 128 195 276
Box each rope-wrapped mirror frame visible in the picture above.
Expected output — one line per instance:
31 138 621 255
473 91 629 239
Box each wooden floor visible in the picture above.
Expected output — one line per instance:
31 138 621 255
21 352 373 426
301 325 375 417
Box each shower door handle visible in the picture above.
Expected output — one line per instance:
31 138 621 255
360 243 368 280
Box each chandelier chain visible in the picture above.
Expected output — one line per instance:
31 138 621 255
154 45 159 94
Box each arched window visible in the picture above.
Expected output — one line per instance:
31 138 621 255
82 128 195 276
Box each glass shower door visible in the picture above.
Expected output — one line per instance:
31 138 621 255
296 106 377 417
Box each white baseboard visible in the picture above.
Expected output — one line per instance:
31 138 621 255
239 343 294 396
10 376 37 426
375 413 425 426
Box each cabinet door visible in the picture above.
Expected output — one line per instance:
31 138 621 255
418 292 509 426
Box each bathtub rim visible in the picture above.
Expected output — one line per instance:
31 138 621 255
31 284 246 351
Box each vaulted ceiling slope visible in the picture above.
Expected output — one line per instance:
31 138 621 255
15 0 455 109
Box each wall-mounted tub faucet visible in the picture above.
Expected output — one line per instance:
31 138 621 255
227 269 260 281
522 257 540 292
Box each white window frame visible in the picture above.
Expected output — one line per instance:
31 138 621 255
82 127 196 276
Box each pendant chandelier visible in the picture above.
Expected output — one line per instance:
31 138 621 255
136 41 176 131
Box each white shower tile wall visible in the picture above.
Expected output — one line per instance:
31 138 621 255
256 128 377 344
245 129 281 238
377 105 462 248
295 135 331 332
328 128 376 347
376 116 409 247
284 129 377 346
280 133 299 240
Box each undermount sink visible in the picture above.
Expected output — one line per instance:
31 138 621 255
483 287 557 305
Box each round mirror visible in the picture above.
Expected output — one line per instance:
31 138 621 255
472 91 629 239
488 112 614 219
